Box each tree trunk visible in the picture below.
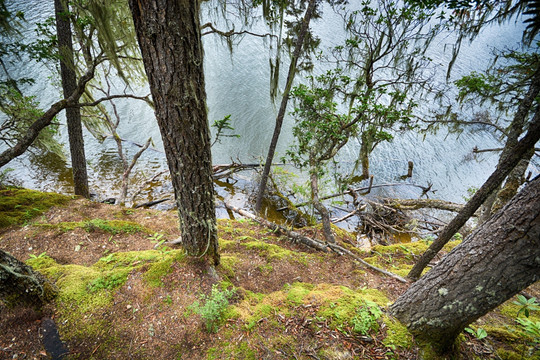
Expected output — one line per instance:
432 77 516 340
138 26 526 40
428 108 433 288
407 105 540 280
129 0 219 265
480 65 540 222
255 0 317 213
309 157 335 244
55 0 90 198
0 250 57 309
390 175 540 353
359 132 371 180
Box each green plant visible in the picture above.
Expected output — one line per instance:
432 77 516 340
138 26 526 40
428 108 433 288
453 233 463 241
515 318 540 341
190 284 235 333
88 272 127 292
513 295 540 318
350 300 382 335
465 327 488 340
28 251 47 259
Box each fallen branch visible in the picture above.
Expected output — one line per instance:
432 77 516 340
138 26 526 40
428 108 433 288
280 182 431 211
384 198 465 213
224 202 408 283
224 202 328 252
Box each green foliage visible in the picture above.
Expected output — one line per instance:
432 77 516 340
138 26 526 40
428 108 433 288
0 85 64 158
515 318 540 342
88 271 128 292
211 114 240 146
82 219 143 234
465 326 488 340
191 284 236 333
513 295 540 318
350 300 383 335
28 251 48 260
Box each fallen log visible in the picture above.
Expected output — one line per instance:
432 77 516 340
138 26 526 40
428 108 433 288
224 202 408 283
384 198 465 213
278 182 431 211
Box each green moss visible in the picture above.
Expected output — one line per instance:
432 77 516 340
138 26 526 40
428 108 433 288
496 348 524 360
242 240 295 260
219 254 240 278
35 219 147 234
26 255 58 269
206 341 256 360
383 315 413 349
285 282 314 305
0 187 72 228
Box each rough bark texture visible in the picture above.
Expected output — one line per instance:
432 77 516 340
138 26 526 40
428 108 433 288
310 158 335 244
129 0 219 265
255 0 317 213
391 175 540 353
0 250 57 309
55 0 90 198
407 106 540 279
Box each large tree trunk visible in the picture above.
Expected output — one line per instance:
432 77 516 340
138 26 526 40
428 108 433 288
407 106 540 279
0 250 57 309
254 0 317 213
129 0 219 265
391 175 540 353
55 0 90 198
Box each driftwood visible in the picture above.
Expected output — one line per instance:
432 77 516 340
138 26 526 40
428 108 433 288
384 198 465 213
279 182 432 211
134 197 171 209
224 202 408 283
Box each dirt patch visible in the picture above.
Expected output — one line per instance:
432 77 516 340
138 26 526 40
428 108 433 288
0 195 538 360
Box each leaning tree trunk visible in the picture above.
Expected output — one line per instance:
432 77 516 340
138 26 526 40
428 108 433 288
407 106 540 279
55 0 90 198
129 0 219 265
0 250 57 309
391 175 540 353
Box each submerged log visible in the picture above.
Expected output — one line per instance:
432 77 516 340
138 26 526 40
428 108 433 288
0 250 57 309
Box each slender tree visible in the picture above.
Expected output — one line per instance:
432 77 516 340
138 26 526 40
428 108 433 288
407 105 540 279
55 0 89 198
255 0 317 213
128 0 219 265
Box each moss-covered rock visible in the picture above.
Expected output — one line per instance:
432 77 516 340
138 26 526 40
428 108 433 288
0 187 72 228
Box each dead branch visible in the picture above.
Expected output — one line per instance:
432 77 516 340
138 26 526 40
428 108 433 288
384 198 465 213
224 202 408 283
282 182 432 210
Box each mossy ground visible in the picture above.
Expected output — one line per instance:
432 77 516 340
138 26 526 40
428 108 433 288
0 189 538 359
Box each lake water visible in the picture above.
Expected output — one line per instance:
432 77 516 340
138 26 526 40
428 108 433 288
2 0 537 215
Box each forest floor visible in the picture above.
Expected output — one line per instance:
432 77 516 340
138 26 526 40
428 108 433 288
0 188 538 360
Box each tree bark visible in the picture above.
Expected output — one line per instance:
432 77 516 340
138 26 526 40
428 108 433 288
55 0 90 198
481 65 540 222
407 106 540 280
129 0 219 265
309 157 335 244
0 250 57 309
391 175 540 353
255 0 317 213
